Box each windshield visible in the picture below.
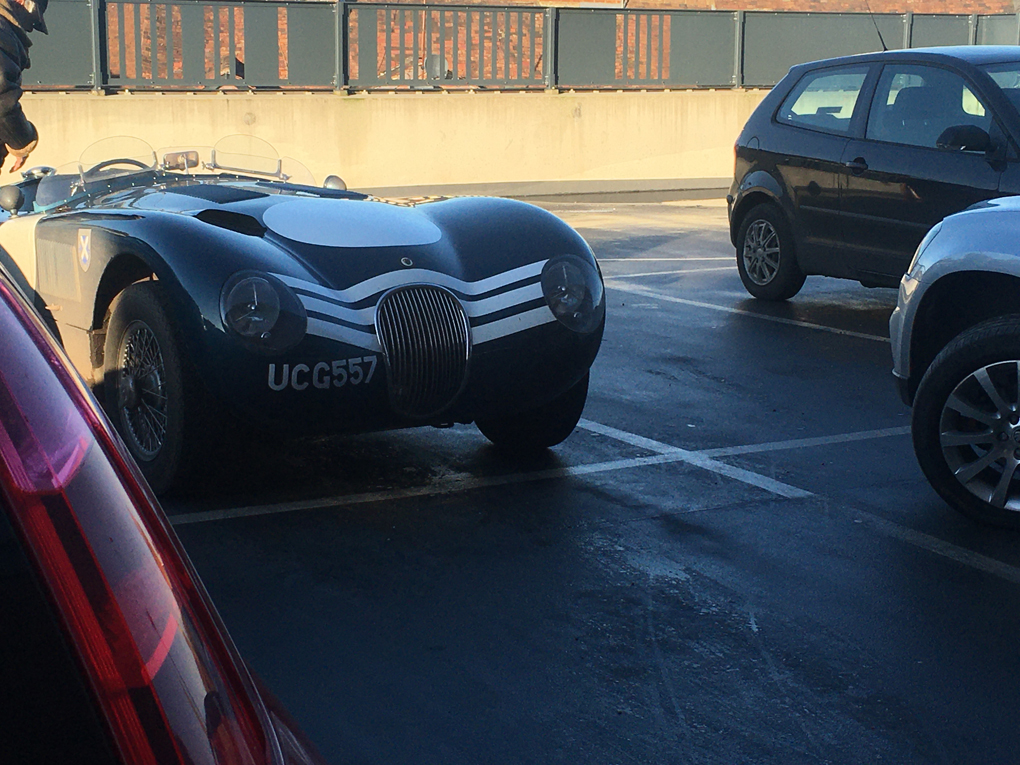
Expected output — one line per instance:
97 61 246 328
981 61 1020 115
34 135 315 212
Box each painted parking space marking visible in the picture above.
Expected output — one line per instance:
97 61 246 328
856 510 1020 586
169 418 818 526
701 426 911 458
169 451 726 526
604 266 736 279
169 423 914 526
166 420 1020 586
599 257 733 262
577 419 812 499
604 281 890 343
580 420 1020 587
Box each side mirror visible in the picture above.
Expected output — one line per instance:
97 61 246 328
0 185 24 216
936 124 994 153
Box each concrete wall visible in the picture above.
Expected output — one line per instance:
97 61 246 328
21 89 769 197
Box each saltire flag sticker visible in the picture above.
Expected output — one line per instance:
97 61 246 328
78 229 91 272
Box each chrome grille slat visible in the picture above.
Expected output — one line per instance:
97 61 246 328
415 290 430 412
376 285 471 418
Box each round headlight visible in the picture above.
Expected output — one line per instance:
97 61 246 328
541 255 605 334
220 272 307 354
223 276 281 337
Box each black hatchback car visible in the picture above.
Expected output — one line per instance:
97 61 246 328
728 46 1020 300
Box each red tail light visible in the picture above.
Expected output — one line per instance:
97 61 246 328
0 278 280 765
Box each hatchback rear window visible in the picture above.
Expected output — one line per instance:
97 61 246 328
776 66 870 135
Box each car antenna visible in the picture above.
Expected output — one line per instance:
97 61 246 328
863 0 889 51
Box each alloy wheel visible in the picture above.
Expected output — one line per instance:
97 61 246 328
742 219 781 286
940 359 1020 511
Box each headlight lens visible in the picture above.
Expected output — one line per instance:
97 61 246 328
541 255 605 334
224 277 281 337
220 272 307 354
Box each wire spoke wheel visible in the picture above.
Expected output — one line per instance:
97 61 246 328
742 219 781 286
118 320 168 461
103 281 207 495
939 359 1020 511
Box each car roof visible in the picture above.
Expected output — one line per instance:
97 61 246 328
795 45 1020 71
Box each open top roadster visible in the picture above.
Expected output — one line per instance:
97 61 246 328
0 136 605 493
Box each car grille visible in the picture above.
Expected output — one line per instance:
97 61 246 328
375 285 471 418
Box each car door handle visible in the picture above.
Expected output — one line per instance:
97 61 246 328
844 157 868 175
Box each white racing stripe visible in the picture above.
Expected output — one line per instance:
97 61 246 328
471 306 557 345
304 318 381 352
284 265 551 348
300 282 545 331
465 282 544 318
302 295 376 326
277 260 546 305
605 282 890 343
304 300 554 349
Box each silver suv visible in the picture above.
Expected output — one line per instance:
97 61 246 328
891 197 1020 528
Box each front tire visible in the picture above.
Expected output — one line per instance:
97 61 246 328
912 315 1020 529
103 282 204 494
477 372 589 452
736 203 806 301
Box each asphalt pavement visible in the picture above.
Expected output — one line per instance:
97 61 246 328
166 198 1020 765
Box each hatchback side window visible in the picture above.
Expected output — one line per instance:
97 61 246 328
982 61 1020 114
776 66 870 135
866 64 993 149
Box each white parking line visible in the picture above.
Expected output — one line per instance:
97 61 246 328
168 419 818 526
581 420 1020 587
604 267 736 279
166 421 1020 586
604 282 890 343
577 419 811 499
170 423 913 526
857 511 1020 585
599 257 733 262
168 451 730 526
701 426 911 457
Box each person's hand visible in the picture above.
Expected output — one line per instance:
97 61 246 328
7 124 38 174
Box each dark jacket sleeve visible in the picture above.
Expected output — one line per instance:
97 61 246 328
0 33 34 150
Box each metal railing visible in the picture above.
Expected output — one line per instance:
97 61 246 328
349 4 550 87
23 1 1020 92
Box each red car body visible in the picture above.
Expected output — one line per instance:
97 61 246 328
0 263 327 764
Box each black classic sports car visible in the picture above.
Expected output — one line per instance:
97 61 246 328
0 137 605 493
